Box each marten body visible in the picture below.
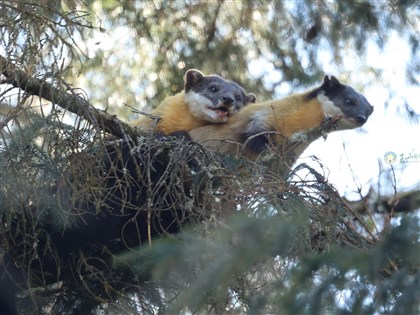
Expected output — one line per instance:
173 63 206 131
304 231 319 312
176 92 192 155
189 76 373 161
130 69 256 134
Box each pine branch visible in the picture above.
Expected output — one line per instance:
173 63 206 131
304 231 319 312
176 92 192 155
0 55 138 140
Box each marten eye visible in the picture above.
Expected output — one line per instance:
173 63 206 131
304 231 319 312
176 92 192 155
345 99 353 106
235 95 241 102
209 85 219 93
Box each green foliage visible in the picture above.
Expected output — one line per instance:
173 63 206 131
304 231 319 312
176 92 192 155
116 214 419 314
0 111 97 231
1 1 420 314
0 0 94 73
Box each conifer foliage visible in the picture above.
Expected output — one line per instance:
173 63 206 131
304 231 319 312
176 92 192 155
0 1 419 314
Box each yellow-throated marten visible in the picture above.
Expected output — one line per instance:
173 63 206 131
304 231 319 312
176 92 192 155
130 69 256 134
189 75 373 161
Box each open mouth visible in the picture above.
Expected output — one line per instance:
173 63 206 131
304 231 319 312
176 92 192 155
208 105 229 117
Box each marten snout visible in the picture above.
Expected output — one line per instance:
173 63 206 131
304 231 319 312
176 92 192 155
356 114 367 124
222 96 234 105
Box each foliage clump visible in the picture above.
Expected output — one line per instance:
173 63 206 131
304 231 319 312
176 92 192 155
1 1 419 314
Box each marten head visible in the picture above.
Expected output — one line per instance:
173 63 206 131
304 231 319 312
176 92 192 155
314 76 374 130
184 69 256 123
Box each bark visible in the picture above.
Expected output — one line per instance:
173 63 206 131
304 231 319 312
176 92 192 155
0 55 138 140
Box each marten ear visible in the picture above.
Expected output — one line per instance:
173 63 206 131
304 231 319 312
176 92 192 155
246 92 257 104
184 69 205 92
322 75 343 92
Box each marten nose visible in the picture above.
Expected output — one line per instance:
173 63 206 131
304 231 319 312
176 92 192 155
222 96 234 105
356 114 367 124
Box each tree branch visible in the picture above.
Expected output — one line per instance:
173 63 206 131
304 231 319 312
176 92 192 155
0 55 138 140
346 188 420 214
